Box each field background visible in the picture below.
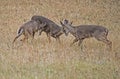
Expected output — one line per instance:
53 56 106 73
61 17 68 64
0 0 120 79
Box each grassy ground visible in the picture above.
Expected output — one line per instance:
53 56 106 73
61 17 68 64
0 0 120 79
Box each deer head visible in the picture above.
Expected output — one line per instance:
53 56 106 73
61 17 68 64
60 19 73 36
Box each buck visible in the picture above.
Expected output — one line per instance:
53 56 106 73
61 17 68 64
31 15 64 43
60 19 112 49
13 19 46 43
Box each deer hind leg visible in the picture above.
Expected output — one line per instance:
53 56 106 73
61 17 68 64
31 32 35 41
70 38 78 46
102 38 112 50
20 32 29 42
20 36 28 42
29 32 35 43
13 34 22 43
95 35 112 49
27 30 35 40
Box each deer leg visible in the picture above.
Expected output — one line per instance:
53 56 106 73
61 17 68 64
20 35 28 42
31 32 35 40
95 36 112 49
27 30 34 39
20 32 29 42
56 37 61 44
30 32 35 43
78 39 84 51
102 39 112 49
13 34 22 43
70 38 78 46
48 35 51 43
39 30 42 35
46 33 51 43
78 39 84 46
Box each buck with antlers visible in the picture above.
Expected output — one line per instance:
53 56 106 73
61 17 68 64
60 19 112 49
31 15 64 43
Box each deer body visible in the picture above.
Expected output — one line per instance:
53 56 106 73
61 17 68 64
67 25 108 38
13 20 46 43
31 15 63 43
61 20 112 49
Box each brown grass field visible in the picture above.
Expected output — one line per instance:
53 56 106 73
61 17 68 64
0 0 120 79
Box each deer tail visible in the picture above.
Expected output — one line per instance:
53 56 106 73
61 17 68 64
17 27 23 35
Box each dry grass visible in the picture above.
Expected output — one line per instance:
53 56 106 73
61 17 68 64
0 0 120 79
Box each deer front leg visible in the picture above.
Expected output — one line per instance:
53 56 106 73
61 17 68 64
56 37 61 44
78 39 84 46
39 30 43 35
46 33 51 43
70 38 78 46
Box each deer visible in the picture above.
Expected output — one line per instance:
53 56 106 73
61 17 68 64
13 19 46 43
60 19 112 49
31 15 64 43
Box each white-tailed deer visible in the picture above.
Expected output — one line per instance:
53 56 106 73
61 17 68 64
31 15 64 43
60 19 112 49
13 20 46 43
